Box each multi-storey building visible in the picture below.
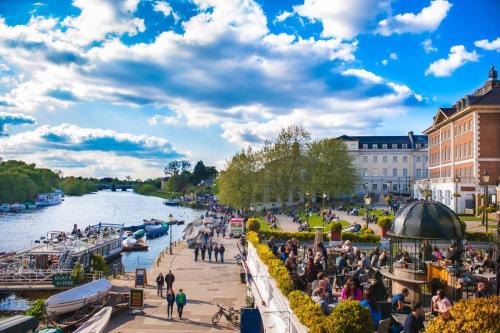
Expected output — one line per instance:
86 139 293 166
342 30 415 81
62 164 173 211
338 132 428 199
418 65 500 214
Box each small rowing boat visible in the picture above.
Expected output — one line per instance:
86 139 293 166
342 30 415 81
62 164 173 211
73 306 112 333
46 279 112 317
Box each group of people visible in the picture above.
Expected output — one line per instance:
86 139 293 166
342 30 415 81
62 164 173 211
194 241 225 262
155 270 187 320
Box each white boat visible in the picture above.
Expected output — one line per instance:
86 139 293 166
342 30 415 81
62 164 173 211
0 203 10 212
46 279 112 317
9 203 26 212
35 192 62 207
163 198 179 206
73 306 112 333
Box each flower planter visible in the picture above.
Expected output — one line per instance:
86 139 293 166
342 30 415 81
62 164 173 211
330 230 341 241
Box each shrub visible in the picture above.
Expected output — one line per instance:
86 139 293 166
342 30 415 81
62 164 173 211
465 231 494 242
425 295 500 333
288 291 324 329
92 254 109 275
71 262 86 283
246 218 261 233
377 216 392 230
331 222 343 233
325 300 374 333
26 298 46 319
258 230 381 243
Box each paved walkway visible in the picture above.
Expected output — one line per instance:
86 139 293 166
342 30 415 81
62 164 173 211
106 236 246 333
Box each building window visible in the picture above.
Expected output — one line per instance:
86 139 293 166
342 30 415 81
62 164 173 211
402 144 408 149
416 169 422 177
383 168 388 176
382 184 388 191
393 156 398 162
382 144 388 149
445 190 451 205
416 156 421 162
350 144 356 149
373 168 378 176
469 142 473 157
403 168 408 177
393 168 398 177
372 144 378 149
403 156 408 163
383 156 387 162
372 183 378 191
469 120 473 131
363 156 368 162
423 169 428 177
363 168 368 177
392 144 397 149
373 156 378 162
363 144 368 149
416 144 421 149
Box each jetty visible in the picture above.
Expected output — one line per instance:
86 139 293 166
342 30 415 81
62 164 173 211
106 236 246 332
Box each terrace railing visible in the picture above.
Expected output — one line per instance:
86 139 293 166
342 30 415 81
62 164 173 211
0 268 73 287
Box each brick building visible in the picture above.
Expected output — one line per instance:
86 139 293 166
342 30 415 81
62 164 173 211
416 65 500 213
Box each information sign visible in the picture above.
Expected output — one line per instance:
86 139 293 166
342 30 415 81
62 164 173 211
135 268 147 287
52 273 75 287
129 289 144 309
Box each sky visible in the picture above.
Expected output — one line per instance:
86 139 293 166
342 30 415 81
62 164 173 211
0 0 498 179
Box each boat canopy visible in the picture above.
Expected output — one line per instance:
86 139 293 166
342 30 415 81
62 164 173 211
229 217 244 222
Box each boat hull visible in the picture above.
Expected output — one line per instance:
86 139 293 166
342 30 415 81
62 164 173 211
73 306 112 333
122 245 149 252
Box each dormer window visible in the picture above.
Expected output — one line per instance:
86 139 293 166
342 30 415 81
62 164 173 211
402 144 408 149
363 144 368 149
372 144 378 149
392 144 397 149
382 144 387 149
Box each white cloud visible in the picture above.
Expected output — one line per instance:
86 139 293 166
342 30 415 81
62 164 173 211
377 0 452 36
275 11 292 23
425 45 479 77
389 52 397 60
343 68 384 84
153 1 173 17
474 37 500 52
147 114 180 125
381 59 388 66
293 0 390 40
422 38 437 53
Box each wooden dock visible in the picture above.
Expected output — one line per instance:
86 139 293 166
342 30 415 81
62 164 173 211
106 236 247 333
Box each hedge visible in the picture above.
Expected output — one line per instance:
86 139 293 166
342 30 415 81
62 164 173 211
464 231 494 242
258 230 381 243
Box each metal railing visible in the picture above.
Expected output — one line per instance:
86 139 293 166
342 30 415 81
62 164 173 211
0 268 73 287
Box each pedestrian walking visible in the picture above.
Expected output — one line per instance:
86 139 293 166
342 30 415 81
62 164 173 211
216 228 220 238
219 244 226 263
156 272 164 297
165 270 175 290
166 288 175 319
194 244 199 261
201 244 206 261
176 288 187 319
222 226 226 238
214 244 219 262
208 243 213 262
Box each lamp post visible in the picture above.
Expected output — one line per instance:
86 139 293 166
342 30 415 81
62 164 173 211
454 176 461 213
364 194 372 229
168 213 174 254
482 170 490 232
322 192 328 229
305 192 310 224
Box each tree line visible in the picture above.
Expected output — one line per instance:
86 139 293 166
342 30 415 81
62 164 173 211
217 126 358 209
0 160 97 203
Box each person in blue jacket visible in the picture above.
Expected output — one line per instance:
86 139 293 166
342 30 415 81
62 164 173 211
360 286 382 330
176 288 187 319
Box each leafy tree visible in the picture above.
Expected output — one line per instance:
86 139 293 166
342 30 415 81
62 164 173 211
71 262 86 283
137 184 158 194
191 160 207 185
92 254 108 275
303 138 357 197
164 160 191 176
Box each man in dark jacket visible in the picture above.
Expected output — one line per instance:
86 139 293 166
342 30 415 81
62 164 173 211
208 243 213 262
219 244 226 263
156 272 164 297
165 270 175 290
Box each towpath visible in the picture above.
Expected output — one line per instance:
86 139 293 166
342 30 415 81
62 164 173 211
106 236 246 333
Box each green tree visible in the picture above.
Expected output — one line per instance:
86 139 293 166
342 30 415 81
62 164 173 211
262 125 310 204
92 254 108 275
303 138 357 197
191 161 207 185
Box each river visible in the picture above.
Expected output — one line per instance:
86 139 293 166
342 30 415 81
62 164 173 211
0 190 202 271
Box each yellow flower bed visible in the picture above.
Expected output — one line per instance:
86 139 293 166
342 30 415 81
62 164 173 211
425 295 500 333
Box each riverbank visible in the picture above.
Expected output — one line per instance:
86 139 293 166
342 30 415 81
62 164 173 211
135 191 210 210
107 237 246 332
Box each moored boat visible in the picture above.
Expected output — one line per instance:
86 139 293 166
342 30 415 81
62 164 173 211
46 279 112 317
35 192 63 207
122 236 148 252
124 223 168 239
9 203 26 212
163 198 179 206
73 306 112 333
0 203 11 212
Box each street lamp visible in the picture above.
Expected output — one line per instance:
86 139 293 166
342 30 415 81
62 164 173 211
364 194 372 229
168 213 174 254
482 170 490 231
454 176 461 213
322 192 328 230
305 192 310 224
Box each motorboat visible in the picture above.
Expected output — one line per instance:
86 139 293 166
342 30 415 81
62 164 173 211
35 192 62 207
0 203 10 212
46 279 112 317
9 203 26 212
163 199 179 206
122 236 148 252
123 222 168 239
73 306 112 333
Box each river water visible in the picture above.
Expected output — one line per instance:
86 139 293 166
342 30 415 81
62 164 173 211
0 190 202 271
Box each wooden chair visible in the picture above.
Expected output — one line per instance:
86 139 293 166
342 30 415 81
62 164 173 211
377 318 391 333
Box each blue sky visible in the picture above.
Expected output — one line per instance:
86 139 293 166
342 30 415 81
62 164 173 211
0 0 498 178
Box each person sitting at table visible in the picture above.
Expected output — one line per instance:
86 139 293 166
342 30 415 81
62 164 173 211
370 247 380 268
482 253 494 271
314 252 324 272
465 243 476 258
432 246 443 261
340 277 362 301
285 254 297 273
475 282 491 298
378 250 388 267
402 252 412 264
305 257 318 284
280 246 290 262
420 240 433 262
447 242 461 261
313 288 332 315
338 253 349 273
342 240 354 258
359 252 372 272
431 289 451 317
391 288 411 313
311 272 325 291
360 286 381 330
403 302 425 333
473 251 484 264
267 236 278 256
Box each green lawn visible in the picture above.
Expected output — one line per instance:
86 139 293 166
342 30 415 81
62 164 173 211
357 207 394 218
298 212 349 231
459 215 495 222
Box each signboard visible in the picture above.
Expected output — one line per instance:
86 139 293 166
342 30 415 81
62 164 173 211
135 268 147 287
129 289 144 309
52 273 75 287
